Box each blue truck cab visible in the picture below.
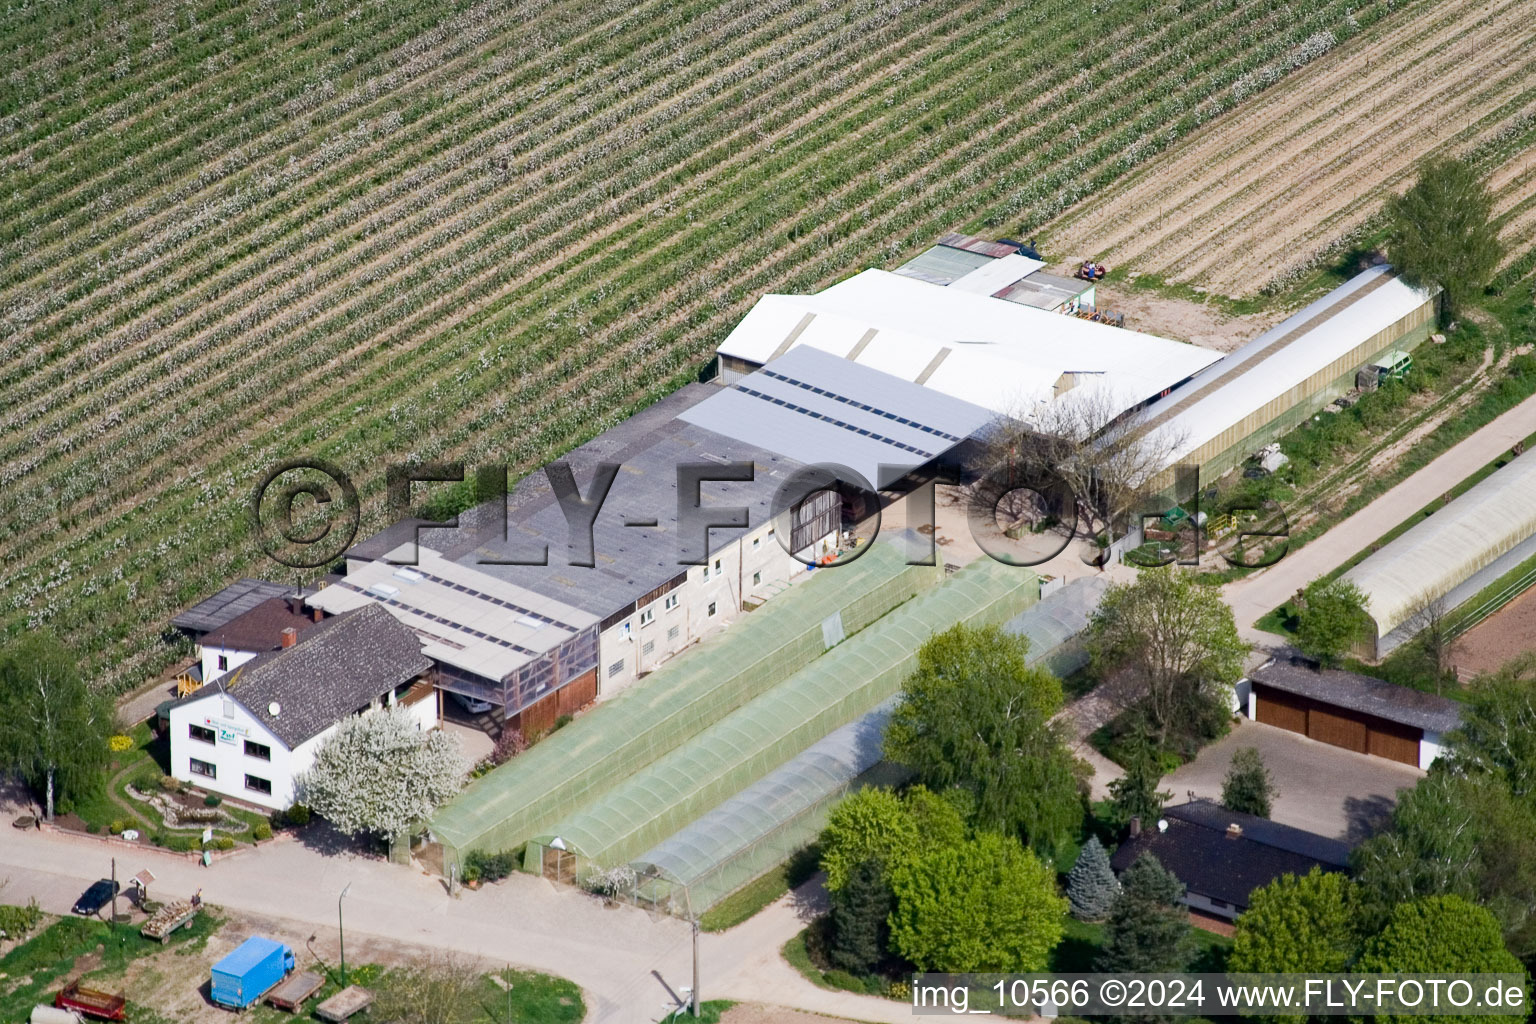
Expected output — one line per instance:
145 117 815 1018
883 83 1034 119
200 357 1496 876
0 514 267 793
210 936 295 1010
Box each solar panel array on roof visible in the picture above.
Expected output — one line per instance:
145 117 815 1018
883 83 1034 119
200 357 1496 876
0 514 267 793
680 346 994 490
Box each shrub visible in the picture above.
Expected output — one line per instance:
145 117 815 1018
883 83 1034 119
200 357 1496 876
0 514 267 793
203 793 222 808
85 822 100 834
491 726 527 765
159 775 182 792
213 836 235 851
821 968 868 993
554 714 573 731
465 849 517 883
0 900 43 939
108 734 133 753
108 819 125 835
285 804 311 826
132 768 162 792
251 821 273 841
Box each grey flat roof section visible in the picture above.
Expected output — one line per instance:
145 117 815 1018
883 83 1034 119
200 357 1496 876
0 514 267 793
172 578 293 634
350 384 813 619
893 244 995 286
679 345 995 490
1164 799 1351 865
1251 658 1463 734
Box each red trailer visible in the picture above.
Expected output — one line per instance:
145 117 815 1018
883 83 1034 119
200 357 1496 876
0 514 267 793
55 982 127 1022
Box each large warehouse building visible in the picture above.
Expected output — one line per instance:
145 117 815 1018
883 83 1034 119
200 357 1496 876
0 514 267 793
1138 265 1438 492
1342 450 1536 658
713 256 1218 427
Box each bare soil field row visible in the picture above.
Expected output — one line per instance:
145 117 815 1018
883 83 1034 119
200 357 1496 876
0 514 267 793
1454 582 1536 678
1042 0 1536 297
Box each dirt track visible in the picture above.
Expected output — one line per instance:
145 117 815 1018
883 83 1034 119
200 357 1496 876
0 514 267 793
1043 0 1536 297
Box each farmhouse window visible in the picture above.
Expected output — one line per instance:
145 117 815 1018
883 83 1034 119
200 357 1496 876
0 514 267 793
217 654 229 671
707 602 717 617
189 724 216 745
244 740 271 761
244 774 273 796
190 758 216 779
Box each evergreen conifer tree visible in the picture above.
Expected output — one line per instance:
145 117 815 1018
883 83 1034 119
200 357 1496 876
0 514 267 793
1067 836 1120 922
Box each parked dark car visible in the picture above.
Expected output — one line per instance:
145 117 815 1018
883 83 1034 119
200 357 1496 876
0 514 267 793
72 879 120 916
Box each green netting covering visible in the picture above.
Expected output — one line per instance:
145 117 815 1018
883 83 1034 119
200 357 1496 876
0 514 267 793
531 558 1039 873
431 540 941 862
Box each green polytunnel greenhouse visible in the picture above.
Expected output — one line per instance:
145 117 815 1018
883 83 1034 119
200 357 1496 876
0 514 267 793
527 557 1040 876
430 539 940 866
1002 576 1110 676
629 698 906 914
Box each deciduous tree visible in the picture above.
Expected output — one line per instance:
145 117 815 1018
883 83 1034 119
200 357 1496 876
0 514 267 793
885 625 1083 857
1448 653 1536 803
296 706 467 840
1086 569 1246 747
0 634 114 821
1353 895 1525 1024
889 831 1065 972
1385 157 1502 314
1231 868 1362 974
1294 577 1372 665
817 787 918 893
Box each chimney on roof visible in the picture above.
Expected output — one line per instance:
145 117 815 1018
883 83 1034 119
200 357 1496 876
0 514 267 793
286 593 304 616
280 627 298 649
1129 816 1142 838
1226 823 1243 840
311 605 323 623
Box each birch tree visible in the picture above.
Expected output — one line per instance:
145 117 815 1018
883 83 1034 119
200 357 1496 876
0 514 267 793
0 634 112 821
296 705 467 839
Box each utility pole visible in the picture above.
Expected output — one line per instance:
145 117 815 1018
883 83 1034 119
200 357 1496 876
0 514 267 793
338 882 352 987
681 884 699 1017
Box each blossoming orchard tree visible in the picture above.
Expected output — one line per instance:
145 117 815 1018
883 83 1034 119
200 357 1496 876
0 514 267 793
297 706 467 856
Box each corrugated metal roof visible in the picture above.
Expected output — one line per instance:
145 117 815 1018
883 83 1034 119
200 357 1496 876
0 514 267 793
894 244 994 285
679 346 995 489
1250 658 1463 734
172 578 292 634
947 253 1047 295
716 269 1218 420
1138 266 1436 467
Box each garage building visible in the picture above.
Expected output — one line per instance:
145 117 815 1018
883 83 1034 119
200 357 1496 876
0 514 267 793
1246 657 1461 770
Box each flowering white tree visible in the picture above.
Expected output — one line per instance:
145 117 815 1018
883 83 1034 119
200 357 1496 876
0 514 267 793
296 706 467 839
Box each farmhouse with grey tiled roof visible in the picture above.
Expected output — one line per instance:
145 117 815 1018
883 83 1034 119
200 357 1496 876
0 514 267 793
167 604 439 810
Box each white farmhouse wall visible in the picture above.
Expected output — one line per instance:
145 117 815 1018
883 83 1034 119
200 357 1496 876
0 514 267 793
169 694 306 811
594 519 832 698
169 683 438 811
1183 889 1238 922
198 645 258 684
1419 730 1445 771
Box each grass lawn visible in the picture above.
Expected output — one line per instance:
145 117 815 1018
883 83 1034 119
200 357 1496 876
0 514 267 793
59 721 271 849
1050 912 1232 972
699 846 819 933
0 909 221 1023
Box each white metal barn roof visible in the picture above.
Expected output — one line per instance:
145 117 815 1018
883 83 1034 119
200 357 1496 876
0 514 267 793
947 253 1048 295
681 345 995 488
715 269 1219 421
1137 266 1436 466
1343 451 1536 638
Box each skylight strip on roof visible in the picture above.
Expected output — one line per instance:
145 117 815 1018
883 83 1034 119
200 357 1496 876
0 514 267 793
731 385 939 460
757 369 965 443
336 580 547 658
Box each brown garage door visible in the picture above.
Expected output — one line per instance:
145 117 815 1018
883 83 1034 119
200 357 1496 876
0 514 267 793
1308 706 1367 753
1253 685 1308 734
1366 718 1421 766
